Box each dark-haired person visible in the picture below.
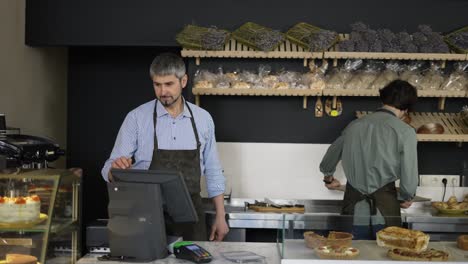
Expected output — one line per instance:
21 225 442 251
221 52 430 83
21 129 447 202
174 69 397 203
102 53 229 241
319 80 418 240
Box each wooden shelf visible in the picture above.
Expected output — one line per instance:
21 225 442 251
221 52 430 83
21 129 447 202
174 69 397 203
192 87 322 96
192 88 323 109
322 89 467 98
181 36 468 63
181 39 322 65
356 111 468 142
417 90 467 98
323 89 379 97
323 51 467 61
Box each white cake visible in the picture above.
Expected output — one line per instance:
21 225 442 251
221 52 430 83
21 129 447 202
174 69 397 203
0 195 41 223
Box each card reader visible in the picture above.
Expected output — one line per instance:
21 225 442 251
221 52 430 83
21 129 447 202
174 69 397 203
174 241 212 263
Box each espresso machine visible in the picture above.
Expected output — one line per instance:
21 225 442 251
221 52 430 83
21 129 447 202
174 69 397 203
0 114 64 170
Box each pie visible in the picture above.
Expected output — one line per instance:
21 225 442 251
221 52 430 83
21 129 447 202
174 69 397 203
315 245 359 259
458 235 468 250
387 248 449 261
376 226 429 252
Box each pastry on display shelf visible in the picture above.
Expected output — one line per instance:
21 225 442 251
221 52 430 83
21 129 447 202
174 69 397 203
376 226 429 253
0 195 41 223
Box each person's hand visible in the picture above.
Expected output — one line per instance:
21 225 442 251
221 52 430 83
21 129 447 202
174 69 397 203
108 157 132 182
325 179 342 190
209 214 229 241
400 200 413 209
111 156 133 170
323 176 341 190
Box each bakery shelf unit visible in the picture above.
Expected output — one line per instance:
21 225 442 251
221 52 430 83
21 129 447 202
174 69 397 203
356 111 468 143
0 169 81 264
182 33 468 111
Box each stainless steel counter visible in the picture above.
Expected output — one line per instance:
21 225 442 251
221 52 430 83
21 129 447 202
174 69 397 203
205 199 468 241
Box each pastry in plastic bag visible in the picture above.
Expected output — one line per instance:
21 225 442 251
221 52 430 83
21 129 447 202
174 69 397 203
419 62 444 90
274 82 289 90
326 60 363 89
327 70 353 89
194 80 214 88
400 62 425 90
369 61 401 90
345 61 381 90
440 62 468 91
304 60 328 90
232 81 251 89
193 70 217 88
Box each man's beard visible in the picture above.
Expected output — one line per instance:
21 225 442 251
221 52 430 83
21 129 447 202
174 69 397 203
159 94 181 107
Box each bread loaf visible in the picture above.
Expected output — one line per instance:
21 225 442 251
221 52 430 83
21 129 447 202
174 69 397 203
376 226 429 253
6 254 37 264
457 235 468 250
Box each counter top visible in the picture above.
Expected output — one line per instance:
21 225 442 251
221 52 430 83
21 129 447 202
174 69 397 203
78 242 280 264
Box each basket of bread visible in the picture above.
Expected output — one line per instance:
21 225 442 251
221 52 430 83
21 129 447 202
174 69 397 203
304 231 359 259
377 226 449 261
431 195 468 215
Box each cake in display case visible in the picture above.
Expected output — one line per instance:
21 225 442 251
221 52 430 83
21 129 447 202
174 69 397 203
0 169 81 264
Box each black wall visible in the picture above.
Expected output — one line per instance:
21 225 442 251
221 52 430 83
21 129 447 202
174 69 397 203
26 0 468 248
26 0 468 46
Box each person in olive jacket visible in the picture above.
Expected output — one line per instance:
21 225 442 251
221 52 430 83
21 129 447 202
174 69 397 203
319 80 418 239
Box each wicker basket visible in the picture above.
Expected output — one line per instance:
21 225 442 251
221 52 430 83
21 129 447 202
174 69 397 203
304 231 353 249
286 22 338 51
231 22 285 51
444 26 468 54
176 24 230 50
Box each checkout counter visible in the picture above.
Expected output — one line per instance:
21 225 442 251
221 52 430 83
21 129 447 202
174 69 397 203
84 196 468 263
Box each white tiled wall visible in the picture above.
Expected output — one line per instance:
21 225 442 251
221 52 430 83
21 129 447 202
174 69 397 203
201 142 346 199
201 142 468 202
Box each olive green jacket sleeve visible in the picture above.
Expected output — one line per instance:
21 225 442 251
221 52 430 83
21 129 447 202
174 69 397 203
319 135 344 177
397 129 418 201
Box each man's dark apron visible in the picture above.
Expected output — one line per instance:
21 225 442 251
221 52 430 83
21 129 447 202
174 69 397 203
341 108 402 227
149 100 207 241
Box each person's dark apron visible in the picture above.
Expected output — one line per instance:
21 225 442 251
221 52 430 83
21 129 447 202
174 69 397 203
341 108 402 227
149 100 207 241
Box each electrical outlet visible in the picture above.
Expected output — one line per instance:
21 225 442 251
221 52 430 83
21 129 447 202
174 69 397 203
419 175 460 187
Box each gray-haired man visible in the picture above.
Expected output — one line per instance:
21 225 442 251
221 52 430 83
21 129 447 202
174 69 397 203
102 53 229 241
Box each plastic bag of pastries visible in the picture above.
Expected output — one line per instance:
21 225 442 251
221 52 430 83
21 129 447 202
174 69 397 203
345 61 383 90
418 62 445 90
326 59 363 89
303 60 328 90
369 61 400 90
400 61 425 90
193 69 217 88
440 62 468 91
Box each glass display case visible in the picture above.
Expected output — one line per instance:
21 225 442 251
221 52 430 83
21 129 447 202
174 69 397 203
0 169 81 264
277 210 468 263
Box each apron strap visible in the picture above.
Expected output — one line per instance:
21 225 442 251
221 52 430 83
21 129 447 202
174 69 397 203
184 103 201 149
